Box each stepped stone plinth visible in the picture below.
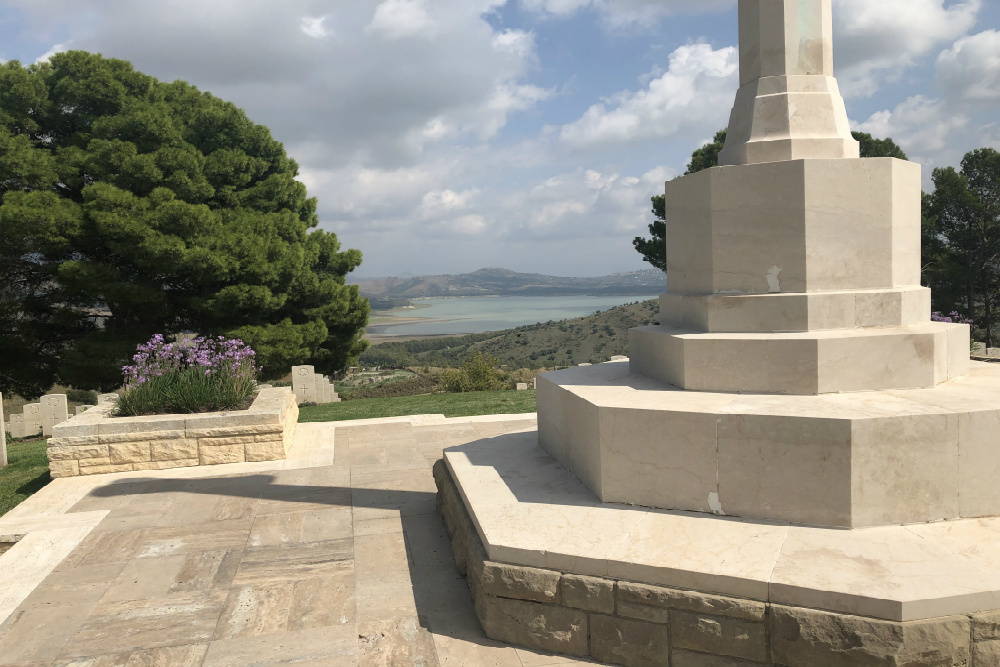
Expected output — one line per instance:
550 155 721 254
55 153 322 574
437 1 1000 665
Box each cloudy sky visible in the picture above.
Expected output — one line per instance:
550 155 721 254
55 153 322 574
0 1 998 278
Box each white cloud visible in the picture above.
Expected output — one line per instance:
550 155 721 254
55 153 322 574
834 0 981 97
522 0 734 28
855 95 969 159
300 16 330 39
35 42 69 63
936 30 1000 102
559 43 737 150
366 0 434 39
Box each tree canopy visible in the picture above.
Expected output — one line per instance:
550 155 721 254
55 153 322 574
633 130 910 272
0 51 369 396
923 148 1000 346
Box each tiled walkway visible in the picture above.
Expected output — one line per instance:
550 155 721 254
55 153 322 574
0 415 606 667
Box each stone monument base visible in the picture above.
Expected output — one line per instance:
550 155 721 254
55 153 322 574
435 432 1000 666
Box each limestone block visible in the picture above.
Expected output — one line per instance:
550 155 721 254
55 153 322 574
257 384 273 390
22 403 42 437
770 605 970 667
97 393 118 404
79 463 134 475
186 424 279 438
670 649 769 667
473 593 589 657
478 560 561 604
973 610 1000 641
253 433 284 443
40 394 69 437
661 287 931 334
131 459 199 471
671 610 767 663
665 159 920 295
617 582 765 622
47 445 109 461
78 457 113 468
538 361 1000 527
590 614 670 667
47 435 101 447
559 574 614 613
973 640 1000 666
199 444 246 465
617 601 670 625
244 440 285 462
629 321 968 395
98 415 186 437
49 460 80 478
109 442 152 464
99 430 185 444
199 435 255 447
76 405 94 415
9 414 24 439
150 439 199 461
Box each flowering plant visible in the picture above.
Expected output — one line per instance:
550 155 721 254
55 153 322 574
931 311 975 325
116 335 261 416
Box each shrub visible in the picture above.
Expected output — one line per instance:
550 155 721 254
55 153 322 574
442 352 509 393
66 389 98 405
115 335 260 417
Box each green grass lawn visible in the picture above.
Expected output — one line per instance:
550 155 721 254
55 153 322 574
0 437 50 517
298 389 537 423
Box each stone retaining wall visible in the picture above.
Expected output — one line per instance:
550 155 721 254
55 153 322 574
434 459 993 667
47 388 298 478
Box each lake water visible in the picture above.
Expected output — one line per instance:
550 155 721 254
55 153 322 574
368 294 660 336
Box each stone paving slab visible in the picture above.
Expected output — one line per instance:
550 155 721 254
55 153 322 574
0 413 606 667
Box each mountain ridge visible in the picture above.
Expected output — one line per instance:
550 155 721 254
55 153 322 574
354 267 665 305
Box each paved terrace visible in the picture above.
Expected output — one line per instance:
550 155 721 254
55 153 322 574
0 415 605 667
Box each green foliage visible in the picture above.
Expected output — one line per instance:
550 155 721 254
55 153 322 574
298 390 537 423
341 375 437 400
66 389 98 404
852 132 909 160
633 129 912 272
924 148 1000 345
115 366 258 416
0 52 369 395
442 352 509 392
685 129 728 175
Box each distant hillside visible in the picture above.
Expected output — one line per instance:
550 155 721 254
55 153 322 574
354 267 665 305
361 299 659 369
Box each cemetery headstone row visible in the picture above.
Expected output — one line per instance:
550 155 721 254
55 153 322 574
5 393 92 439
291 366 341 405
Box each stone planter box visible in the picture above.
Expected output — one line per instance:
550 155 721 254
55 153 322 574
47 387 298 478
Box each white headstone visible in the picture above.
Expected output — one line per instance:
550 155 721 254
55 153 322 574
988 348 1000 358
292 365 317 404
516 383 528 391
972 342 987 356
41 394 69 437
9 414 25 439
22 403 42 437
0 392 7 469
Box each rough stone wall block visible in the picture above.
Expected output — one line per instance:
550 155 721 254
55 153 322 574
590 614 670 667
560 574 615 614
671 610 767 663
476 593 589 657
770 605 970 667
